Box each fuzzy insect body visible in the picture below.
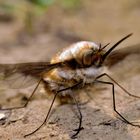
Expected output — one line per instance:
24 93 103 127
0 33 139 139
43 41 104 99
51 41 100 65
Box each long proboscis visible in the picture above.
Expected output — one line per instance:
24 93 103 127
102 33 133 63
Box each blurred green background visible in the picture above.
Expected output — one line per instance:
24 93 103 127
0 0 140 60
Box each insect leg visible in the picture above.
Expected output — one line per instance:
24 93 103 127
0 79 42 110
95 73 140 98
95 79 140 127
24 81 82 138
59 81 84 138
24 91 59 137
70 93 84 139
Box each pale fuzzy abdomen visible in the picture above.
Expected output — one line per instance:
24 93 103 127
43 66 104 97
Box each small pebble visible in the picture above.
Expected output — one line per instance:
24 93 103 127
0 113 6 120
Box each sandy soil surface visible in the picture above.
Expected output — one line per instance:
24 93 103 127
0 0 140 140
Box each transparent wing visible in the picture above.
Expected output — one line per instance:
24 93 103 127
0 62 62 89
0 73 37 89
104 44 140 67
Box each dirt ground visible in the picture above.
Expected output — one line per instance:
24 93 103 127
0 0 140 140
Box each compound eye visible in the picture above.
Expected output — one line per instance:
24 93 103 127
83 50 93 66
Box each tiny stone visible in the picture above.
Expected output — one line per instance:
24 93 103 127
0 113 6 120
50 133 55 137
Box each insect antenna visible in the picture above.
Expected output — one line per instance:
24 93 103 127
102 33 133 64
99 43 102 50
100 43 110 51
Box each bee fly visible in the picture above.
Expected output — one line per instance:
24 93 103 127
0 33 140 138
